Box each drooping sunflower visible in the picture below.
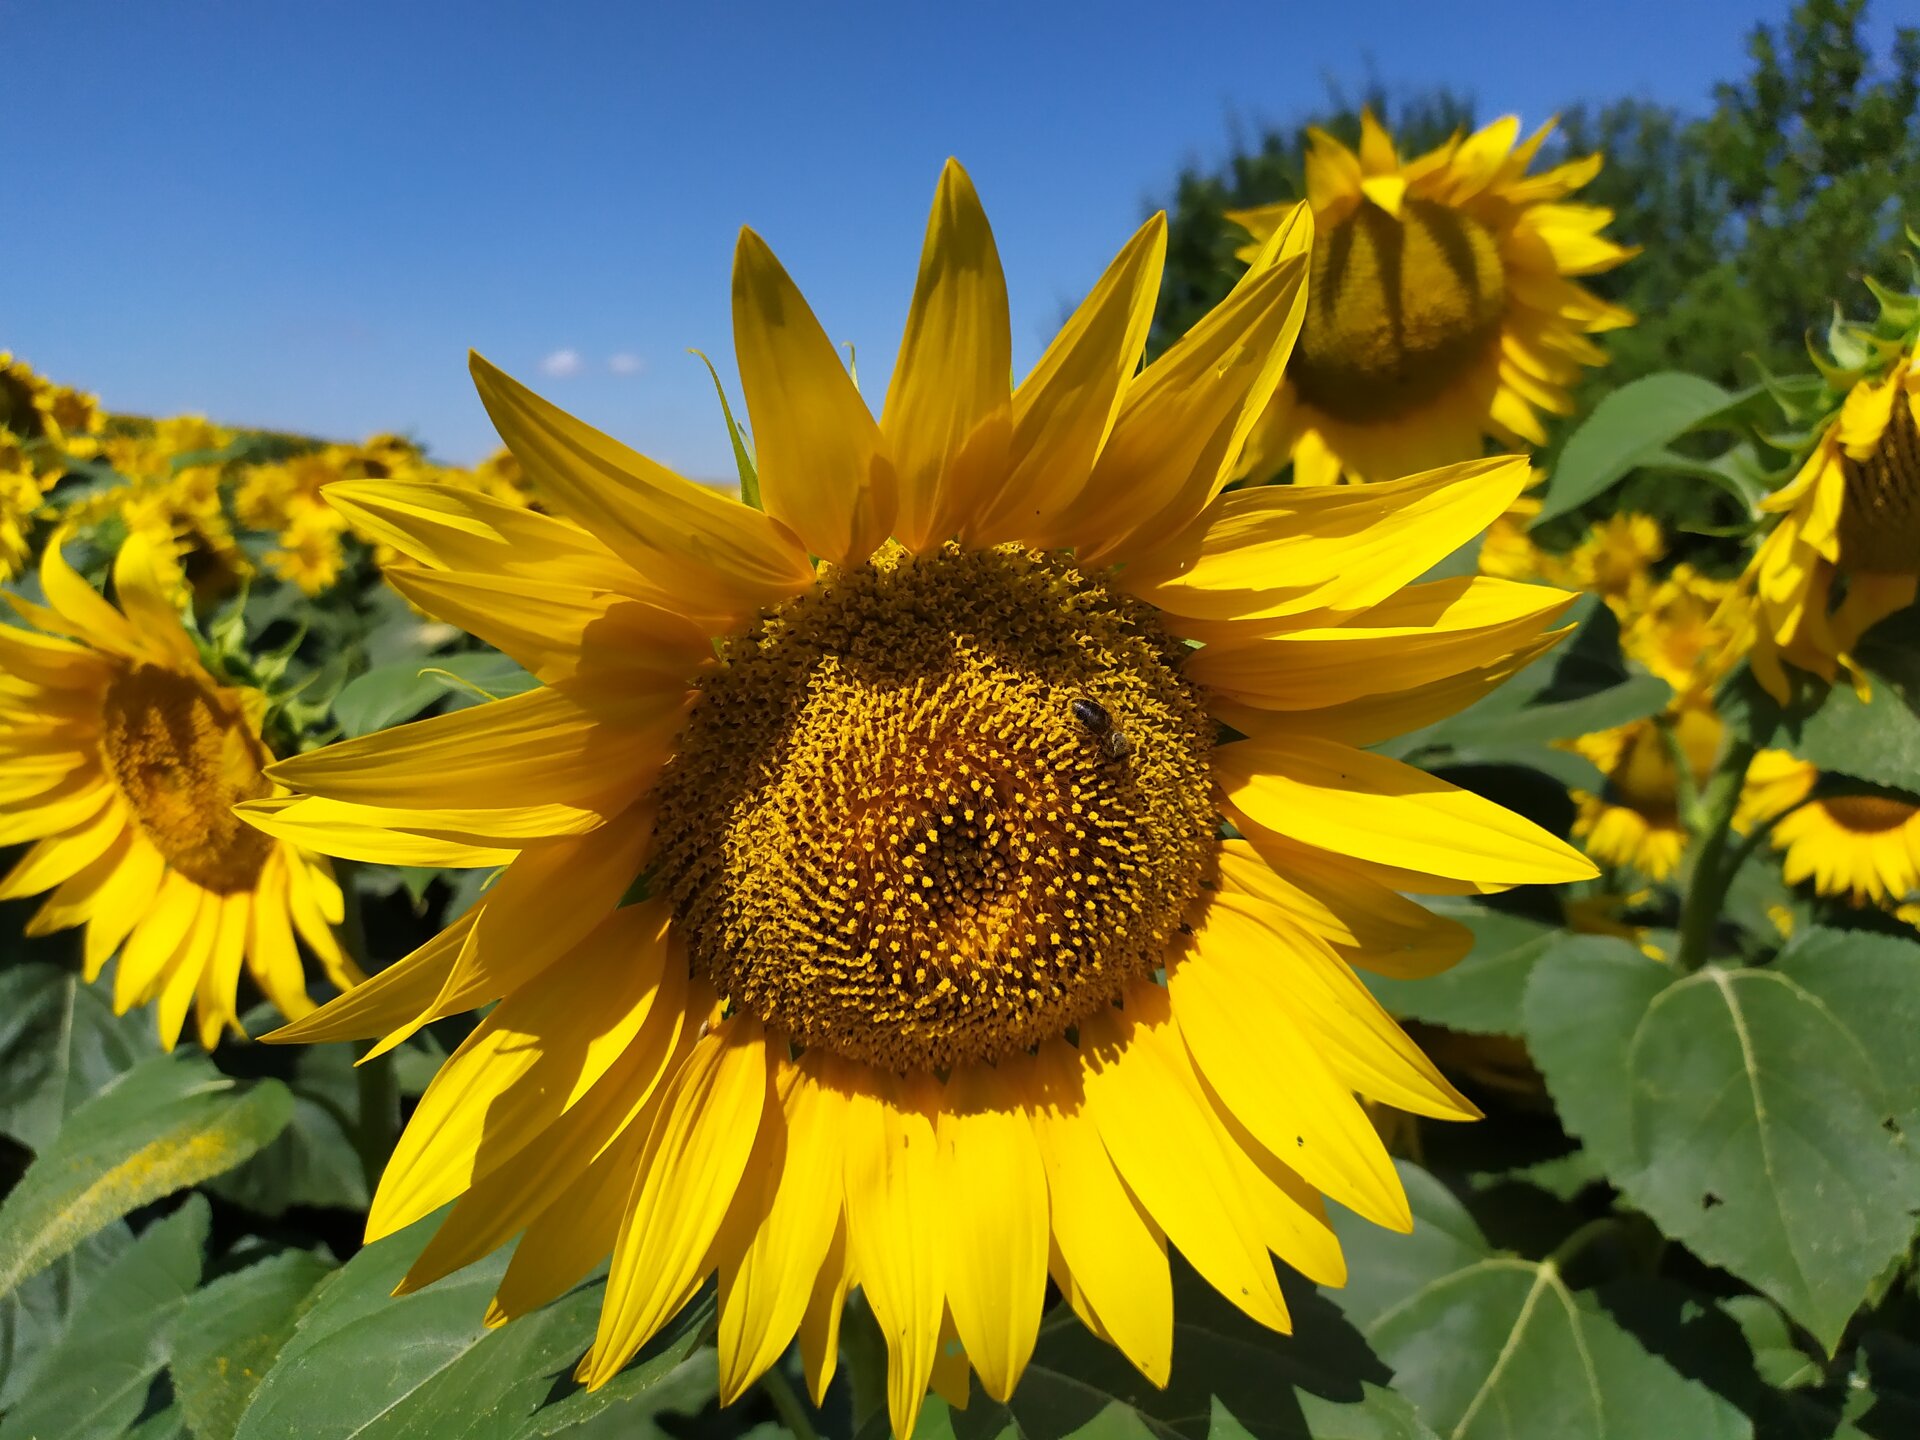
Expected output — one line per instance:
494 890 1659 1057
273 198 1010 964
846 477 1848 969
1570 701 1723 881
1227 111 1635 486
246 161 1594 1434
1742 337 1920 701
0 531 357 1049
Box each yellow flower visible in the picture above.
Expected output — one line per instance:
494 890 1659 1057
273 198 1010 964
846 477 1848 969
1475 469 1548 580
1742 344 1920 700
245 161 1593 1433
1572 703 1721 881
1773 790 1920 908
1620 562 1741 696
0 533 358 1050
1 461 42 580
1228 111 1635 485
1735 747 1818 833
152 414 232 458
265 505 351 594
236 450 347 532
1566 511 1663 604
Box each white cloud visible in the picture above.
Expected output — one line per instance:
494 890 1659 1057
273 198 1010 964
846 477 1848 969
540 348 584 378
608 352 644 376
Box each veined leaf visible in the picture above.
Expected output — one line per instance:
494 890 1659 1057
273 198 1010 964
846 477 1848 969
0 1054 290 1302
0 1197 207 1440
168 1249 335 1440
1365 905 1560 1037
0 962 159 1152
331 650 538 738
1535 373 1762 524
1329 1162 1750 1439
1525 932 1920 1352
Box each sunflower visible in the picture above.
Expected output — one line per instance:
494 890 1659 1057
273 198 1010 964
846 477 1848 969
1743 340 1920 700
1571 702 1722 881
1227 111 1635 486
0 531 358 1049
1619 562 1742 696
1772 790 1920 909
245 161 1593 1434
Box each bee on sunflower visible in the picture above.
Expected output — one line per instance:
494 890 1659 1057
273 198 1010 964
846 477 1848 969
1225 110 1636 486
242 161 1595 1436
1738 267 1920 701
0 531 357 1049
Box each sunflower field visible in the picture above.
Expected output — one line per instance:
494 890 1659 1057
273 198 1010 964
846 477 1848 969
4 6 1920 1440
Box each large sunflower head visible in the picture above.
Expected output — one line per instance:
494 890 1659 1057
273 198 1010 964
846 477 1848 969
0 532 357 1049
246 161 1595 1435
1741 275 1920 700
1227 111 1636 486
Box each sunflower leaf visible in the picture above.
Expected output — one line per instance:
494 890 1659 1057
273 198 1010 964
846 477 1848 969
1363 904 1559 1037
0 961 160 1153
1326 1160 1751 1440
1534 372 1763 525
0 1054 290 1303
946 1262 1436 1440
0 1197 207 1440
1524 931 1920 1353
166 1249 336 1440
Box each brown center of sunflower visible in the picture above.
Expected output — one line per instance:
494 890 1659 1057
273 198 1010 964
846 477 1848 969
1819 793 1917 834
651 544 1217 1072
99 665 274 893
1837 392 1920 575
1288 198 1508 425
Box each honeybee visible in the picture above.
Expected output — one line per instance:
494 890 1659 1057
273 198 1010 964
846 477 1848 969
1070 697 1133 761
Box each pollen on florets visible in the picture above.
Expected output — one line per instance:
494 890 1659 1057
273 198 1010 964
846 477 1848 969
650 543 1217 1072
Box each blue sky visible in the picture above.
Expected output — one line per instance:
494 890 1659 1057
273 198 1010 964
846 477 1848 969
7 0 1854 479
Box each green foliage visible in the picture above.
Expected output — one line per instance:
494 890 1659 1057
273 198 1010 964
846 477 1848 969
0 1056 290 1302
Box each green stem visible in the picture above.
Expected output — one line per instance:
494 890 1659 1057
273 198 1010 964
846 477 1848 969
333 858 397 1191
758 1364 822 1440
1675 737 1758 973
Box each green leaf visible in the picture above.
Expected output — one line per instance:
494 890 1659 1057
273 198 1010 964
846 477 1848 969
167 1250 336 1440
331 650 537 738
0 962 159 1152
233 1213 712 1440
0 1196 208 1440
1328 1162 1750 1439
1524 932 1920 1352
0 1054 291 1301
1431 673 1673 751
0 1222 131 1409
1365 905 1559 1036
690 348 760 509
954 1265 1436 1439
208 1024 370 1216
1535 373 1760 524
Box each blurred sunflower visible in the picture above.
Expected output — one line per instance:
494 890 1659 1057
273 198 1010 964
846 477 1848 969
1741 284 1920 700
1620 562 1741 695
1227 111 1635 485
1773 790 1920 909
1571 702 1722 880
0 532 357 1049
247 161 1592 1434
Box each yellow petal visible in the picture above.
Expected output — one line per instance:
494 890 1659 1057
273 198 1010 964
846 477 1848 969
1073 987 1291 1332
82 834 167 981
733 229 895 568
383 566 712 689
470 355 817 624
1054 223 1311 559
1204 892 1476 1120
883 159 1012 553
842 1069 944 1438
114 871 203 1012
1214 732 1597 886
1215 839 1470 980
323 479 639 592
1185 576 1574 710
1357 109 1399 173
799 1217 853 1407
263 911 473 1045
1169 891 1409 1231
110 532 203 672
236 796 520 869
715 1050 850 1403
588 1015 769 1387
1030 1054 1172 1387
937 1061 1048 1403
398 961 690 1295
192 891 252 1051
0 798 126 901
368 902 677 1240
267 684 675 819
243 851 314 1022
1123 456 1532 624
972 216 1167 547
